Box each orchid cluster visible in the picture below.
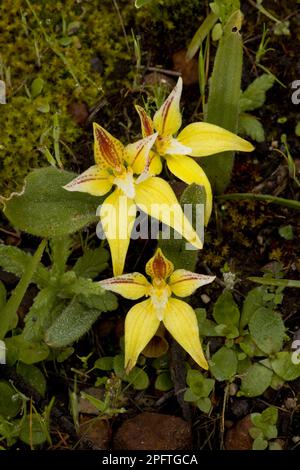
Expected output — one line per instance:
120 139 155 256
64 78 253 371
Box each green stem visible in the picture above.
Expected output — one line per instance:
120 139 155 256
0 239 47 340
217 193 300 210
248 277 300 288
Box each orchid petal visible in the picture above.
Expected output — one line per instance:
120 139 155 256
135 105 154 137
63 165 113 196
99 273 150 299
135 177 203 250
125 299 160 372
169 269 215 297
126 133 158 176
93 122 126 171
163 298 208 370
161 137 191 156
153 77 183 137
145 248 174 280
177 122 254 157
100 189 136 276
165 154 213 225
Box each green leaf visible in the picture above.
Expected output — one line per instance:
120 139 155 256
278 225 293 240
58 36 73 47
0 239 47 340
202 9 243 193
195 308 219 336
113 354 126 378
16 363 46 397
270 373 285 390
94 356 114 371
249 425 263 439
30 77 44 98
127 367 149 390
197 397 212 413
5 335 50 365
274 20 290 36
55 347 74 363
295 122 300 137
135 0 153 7
249 307 285 355
252 437 268 450
239 113 265 142
80 391 106 413
155 372 173 391
44 298 114 348
237 356 252 374
213 290 240 328
3 168 100 237
0 245 49 288
239 74 275 112
270 352 300 381
184 388 199 402
0 281 6 310
210 0 240 23
19 415 47 446
186 12 218 60
73 248 109 278
59 273 110 299
210 346 238 381
248 276 300 288
187 369 215 397
50 236 72 277
261 406 278 425
0 381 22 418
35 98 50 113
239 363 273 397
239 334 266 358
22 287 63 342
214 324 239 339
240 286 265 330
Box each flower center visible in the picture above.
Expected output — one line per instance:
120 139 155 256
113 169 136 199
155 135 170 156
150 278 172 320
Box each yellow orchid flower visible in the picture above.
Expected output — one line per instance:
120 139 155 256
135 77 254 225
63 123 203 276
99 248 215 372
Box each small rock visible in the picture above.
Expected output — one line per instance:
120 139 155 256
79 418 110 449
225 415 253 450
172 49 198 86
284 397 297 410
201 294 211 304
113 412 192 450
143 72 175 90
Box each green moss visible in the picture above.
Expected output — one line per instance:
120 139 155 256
0 0 133 196
0 0 205 196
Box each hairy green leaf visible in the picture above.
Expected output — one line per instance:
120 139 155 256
73 248 109 278
239 363 273 397
0 245 49 288
45 295 116 348
2 168 100 237
239 74 275 112
239 113 265 142
249 307 285 355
